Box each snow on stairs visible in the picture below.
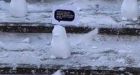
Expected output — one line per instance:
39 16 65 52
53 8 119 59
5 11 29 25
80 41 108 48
0 22 140 35
0 23 140 75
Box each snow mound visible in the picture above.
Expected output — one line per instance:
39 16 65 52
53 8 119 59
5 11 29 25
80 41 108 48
52 70 63 75
2 43 34 51
50 25 71 59
9 0 27 17
80 15 118 27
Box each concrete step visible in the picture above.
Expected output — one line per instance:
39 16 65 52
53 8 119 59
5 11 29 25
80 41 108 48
99 28 140 35
0 23 92 33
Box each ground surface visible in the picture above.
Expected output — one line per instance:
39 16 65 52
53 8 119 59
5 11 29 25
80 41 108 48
0 32 139 70
0 0 140 73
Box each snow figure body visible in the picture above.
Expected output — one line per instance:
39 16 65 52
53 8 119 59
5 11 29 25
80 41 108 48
50 25 71 59
121 0 138 21
9 0 27 17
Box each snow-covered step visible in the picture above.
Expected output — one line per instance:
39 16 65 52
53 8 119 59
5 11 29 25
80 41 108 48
0 24 93 33
99 28 140 35
0 65 139 75
0 33 139 74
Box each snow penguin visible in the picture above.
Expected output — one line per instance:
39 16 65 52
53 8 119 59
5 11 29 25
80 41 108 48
50 25 71 59
121 0 138 21
9 0 27 17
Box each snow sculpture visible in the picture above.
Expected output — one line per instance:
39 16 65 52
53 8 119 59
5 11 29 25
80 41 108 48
9 0 27 17
52 70 63 75
121 0 138 21
50 25 71 59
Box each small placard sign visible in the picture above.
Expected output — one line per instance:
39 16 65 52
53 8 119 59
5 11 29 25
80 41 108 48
55 9 75 22
52 6 78 26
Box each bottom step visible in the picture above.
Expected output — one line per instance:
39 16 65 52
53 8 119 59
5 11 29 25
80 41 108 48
0 67 139 75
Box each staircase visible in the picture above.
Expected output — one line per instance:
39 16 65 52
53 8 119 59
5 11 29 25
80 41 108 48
0 0 140 75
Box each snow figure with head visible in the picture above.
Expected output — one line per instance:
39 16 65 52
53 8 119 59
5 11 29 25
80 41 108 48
50 25 71 59
9 0 27 17
121 0 138 21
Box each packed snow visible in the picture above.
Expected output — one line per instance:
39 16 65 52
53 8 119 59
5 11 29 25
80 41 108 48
50 25 71 59
121 0 138 21
0 0 140 28
0 32 139 69
9 0 27 17
0 0 140 71
52 70 63 75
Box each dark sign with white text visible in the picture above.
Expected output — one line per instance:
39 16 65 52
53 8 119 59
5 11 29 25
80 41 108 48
54 9 75 22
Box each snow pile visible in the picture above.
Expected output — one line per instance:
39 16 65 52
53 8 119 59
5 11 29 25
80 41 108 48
78 28 99 45
22 37 31 43
121 0 138 21
52 70 63 75
0 0 139 27
9 0 27 17
50 25 71 59
0 52 41 65
0 0 140 69
79 15 118 27
4 43 34 51
0 33 139 68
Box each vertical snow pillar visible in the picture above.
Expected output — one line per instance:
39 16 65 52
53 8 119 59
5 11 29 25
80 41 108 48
9 0 27 17
50 25 71 59
121 0 138 21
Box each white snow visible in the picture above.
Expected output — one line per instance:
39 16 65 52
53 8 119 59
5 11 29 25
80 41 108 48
9 0 27 17
0 0 140 28
50 25 71 59
52 70 63 75
0 33 139 68
0 0 140 70
121 0 138 21
79 15 118 27
22 37 31 43
78 28 99 45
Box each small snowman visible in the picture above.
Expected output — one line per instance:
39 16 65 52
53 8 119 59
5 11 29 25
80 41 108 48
50 25 71 59
9 0 27 17
121 0 138 21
